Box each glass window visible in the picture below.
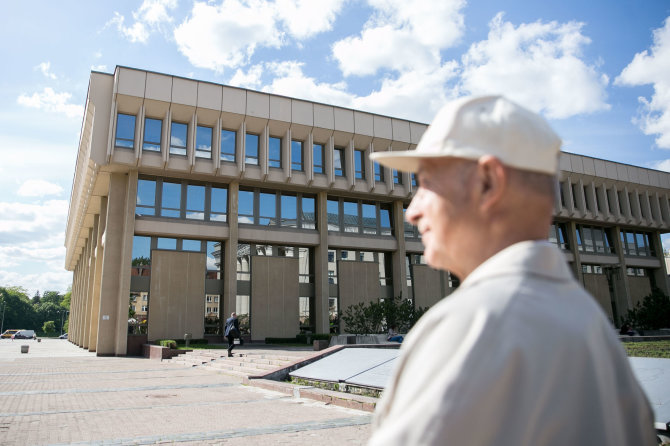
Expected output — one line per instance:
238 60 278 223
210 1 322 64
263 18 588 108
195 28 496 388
131 235 151 276
186 185 205 220
582 227 594 252
313 143 324 174
157 237 177 250
269 137 281 168
115 113 135 149
281 194 297 228
221 129 236 162
334 148 344 176
355 150 365 179
238 190 254 224
380 205 392 236
374 162 384 182
327 199 340 231
236 243 251 280
143 118 161 151
211 187 227 222
411 173 417 187
291 140 303 171
161 182 181 218
259 192 276 225
393 169 402 184
299 247 311 283
182 239 201 251
301 196 315 229
170 122 187 156
245 133 259 165
136 179 156 216
626 232 636 255
195 125 212 159
343 201 359 233
636 233 647 256
206 241 222 279
362 203 376 234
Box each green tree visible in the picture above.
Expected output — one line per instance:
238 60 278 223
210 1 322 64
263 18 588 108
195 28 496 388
132 256 151 266
0 286 38 331
42 320 56 335
622 288 670 330
340 295 429 335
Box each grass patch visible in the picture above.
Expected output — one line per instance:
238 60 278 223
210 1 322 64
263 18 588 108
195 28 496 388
623 340 670 359
176 343 226 350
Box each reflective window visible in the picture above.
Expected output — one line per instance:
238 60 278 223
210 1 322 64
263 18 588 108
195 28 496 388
411 173 417 187
576 225 613 254
246 133 259 165
221 129 236 162
161 182 181 218
343 201 359 233
380 205 392 236
620 230 653 257
313 143 324 174
334 148 345 176
206 241 222 280
170 122 187 156
291 140 303 171
237 243 251 280
115 113 135 148
157 237 177 250
299 247 312 283
362 203 376 234
548 222 569 250
131 235 151 276
136 179 156 216
238 190 254 224
195 125 212 159
143 118 161 151
281 195 297 227
211 187 227 222
375 162 384 182
302 196 315 229
186 185 205 220
327 199 340 231
259 192 276 225
393 169 402 184
269 137 281 168
355 150 365 179
182 239 202 251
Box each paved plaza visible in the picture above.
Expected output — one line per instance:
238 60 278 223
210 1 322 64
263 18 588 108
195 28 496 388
0 339 372 445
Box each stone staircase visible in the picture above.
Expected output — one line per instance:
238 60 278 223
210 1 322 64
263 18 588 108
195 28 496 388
166 349 309 378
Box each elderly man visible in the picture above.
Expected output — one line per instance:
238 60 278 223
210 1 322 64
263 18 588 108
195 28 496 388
368 96 655 445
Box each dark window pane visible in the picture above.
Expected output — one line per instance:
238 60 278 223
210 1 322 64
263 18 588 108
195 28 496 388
221 129 236 162
170 122 187 155
143 118 161 151
327 199 340 231
116 114 135 148
238 190 254 223
374 162 383 182
259 192 276 225
380 206 391 235
355 150 364 179
186 185 205 220
291 140 303 171
313 143 324 174
195 126 212 158
281 195 297 227
269 137 281 168
246 133 259 165
211 187 227 222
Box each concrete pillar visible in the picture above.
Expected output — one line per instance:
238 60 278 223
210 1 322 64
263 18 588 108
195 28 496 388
71 263 80 345
391 200 408 299
82 228 94 349
566 221 582 279
651 230 669 296
74 261 84 346
223 182 239 319
611 226 633 323
313 191 329 333
88 209 106 351
96 173 135 356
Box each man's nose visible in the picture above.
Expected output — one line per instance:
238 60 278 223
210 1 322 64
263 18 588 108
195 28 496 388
405 193 421 225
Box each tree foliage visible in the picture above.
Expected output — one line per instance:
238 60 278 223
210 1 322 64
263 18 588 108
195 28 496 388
340 295 429 335
622 288 670 330
1 286 70 336
42 320 56 334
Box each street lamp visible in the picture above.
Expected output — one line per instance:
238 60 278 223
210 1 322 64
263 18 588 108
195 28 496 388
0 302 5 335
60 310 70 336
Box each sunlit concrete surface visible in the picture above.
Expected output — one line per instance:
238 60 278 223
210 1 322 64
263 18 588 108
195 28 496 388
629 356 670 429
0 338 95 360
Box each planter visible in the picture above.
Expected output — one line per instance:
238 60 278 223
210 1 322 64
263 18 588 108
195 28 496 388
21 345 29 353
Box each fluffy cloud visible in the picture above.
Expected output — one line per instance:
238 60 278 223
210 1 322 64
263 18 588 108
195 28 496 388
275 0 346 40
91 64 108 72
174 0 282 72
17 88 84 119
36 62 57 79
649 159 670 172
0 200 68 245
332 0 465 76
458 13 610 119
108 0 177 43
229 65 265 89
615 17 670 149
17 180 64 198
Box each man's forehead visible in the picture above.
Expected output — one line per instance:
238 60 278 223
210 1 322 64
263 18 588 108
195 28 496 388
417 157 467 176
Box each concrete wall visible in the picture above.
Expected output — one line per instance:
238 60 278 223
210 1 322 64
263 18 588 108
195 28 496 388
251 256 299 341
581 274 614 321
628 275 653 308
148 250 206 341
338 261 380 332
411 265 444 308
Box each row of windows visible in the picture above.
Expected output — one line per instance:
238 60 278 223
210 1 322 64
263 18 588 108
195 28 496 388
575 225 614 254
581 264 648 277
326 197 392 236
620 230 655 257
136 179 228 222
116 113 410 184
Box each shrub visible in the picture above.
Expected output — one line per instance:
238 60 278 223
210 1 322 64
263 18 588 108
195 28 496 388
340 295 429 335
157 339 177 349
621 288 670 330
175 338 208 345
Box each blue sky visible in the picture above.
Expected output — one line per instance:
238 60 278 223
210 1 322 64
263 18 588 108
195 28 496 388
0 0 669 294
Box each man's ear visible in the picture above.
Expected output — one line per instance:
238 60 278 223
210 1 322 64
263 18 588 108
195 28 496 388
476 156 506 211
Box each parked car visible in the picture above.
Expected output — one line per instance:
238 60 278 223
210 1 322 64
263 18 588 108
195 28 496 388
13 330 36 339
1 329 22 339
59 333 68 339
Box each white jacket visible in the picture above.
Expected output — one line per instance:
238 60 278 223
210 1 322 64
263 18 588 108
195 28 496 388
370 241 656 445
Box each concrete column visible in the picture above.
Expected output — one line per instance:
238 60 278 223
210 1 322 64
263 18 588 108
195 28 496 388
88 207 106 351
651 231 669 296
71 262 80 345
74 260 84 346
97 173 134 356
223 182 239 319
566 221 582 279
391 200 408 299
313 190 329 333
81 228 94 349
611 226 632 322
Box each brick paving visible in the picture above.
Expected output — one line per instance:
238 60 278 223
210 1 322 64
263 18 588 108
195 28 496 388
0 339 372 445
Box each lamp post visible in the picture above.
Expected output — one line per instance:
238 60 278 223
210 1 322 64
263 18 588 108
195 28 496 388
60 310 69 336
0 302 5 335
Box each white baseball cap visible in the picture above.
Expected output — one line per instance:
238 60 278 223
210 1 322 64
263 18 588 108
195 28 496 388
370 95 562 175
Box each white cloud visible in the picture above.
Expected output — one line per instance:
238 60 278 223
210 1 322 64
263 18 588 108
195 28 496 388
229 64 264 89
275 0 346 40
0 200 68 244
108 0 177 43
457 13 610 119
91 64 108 72
649 159 670 172
615 17 670 149
174 0 283 72
332 0 465 77
36 62 57 79
17 87 84 119
17 180 64 198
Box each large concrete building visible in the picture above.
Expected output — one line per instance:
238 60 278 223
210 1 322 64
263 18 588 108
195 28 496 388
65 66 670 356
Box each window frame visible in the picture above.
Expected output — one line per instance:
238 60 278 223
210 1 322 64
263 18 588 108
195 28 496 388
313 143 324 174
220 129 237 163
269 136 282 169
195 125 213 159
170 122 188 156
115 113 136 149
245 133 259 165
291 140 304 171
142 117 162 152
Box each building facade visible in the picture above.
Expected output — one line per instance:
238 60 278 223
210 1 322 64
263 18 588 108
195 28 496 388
65 66 670 356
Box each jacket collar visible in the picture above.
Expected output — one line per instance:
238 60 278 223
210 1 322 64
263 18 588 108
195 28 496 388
460 240 572 289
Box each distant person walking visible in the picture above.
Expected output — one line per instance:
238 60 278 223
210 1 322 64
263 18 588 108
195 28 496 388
224 312 240 357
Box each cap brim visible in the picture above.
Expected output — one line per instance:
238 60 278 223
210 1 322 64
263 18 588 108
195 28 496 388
370 151 451 173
